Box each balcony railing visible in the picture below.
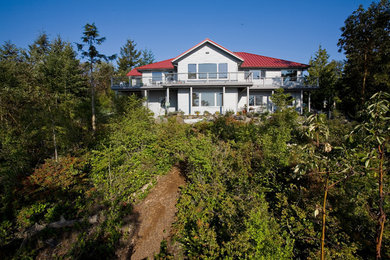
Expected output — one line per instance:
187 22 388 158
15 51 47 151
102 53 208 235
111 73 318 89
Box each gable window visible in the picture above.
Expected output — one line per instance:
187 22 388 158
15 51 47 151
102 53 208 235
152 72 162 82
218 63 228 79
281 70 297 81
199 63 217 79
188 64 197 79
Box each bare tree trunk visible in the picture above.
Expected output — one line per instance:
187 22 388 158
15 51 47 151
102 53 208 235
321 173 329 260
362 53 368 104
90 64 96 132
49 103 58 162
52 124 58 162
376 144 386 259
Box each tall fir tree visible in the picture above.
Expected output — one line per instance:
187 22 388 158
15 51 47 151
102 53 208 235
138 48 155 66
307 46 343 112
39 37 88 159
76 23 116 132
117 39 141 75
337 0 390 116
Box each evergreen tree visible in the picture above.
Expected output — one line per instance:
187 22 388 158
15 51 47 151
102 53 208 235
76 23 116 132
28 33 50 66
39 37 88 159
117 39 141 75
337 0 390 115
138 48 155 66
307 46 343 112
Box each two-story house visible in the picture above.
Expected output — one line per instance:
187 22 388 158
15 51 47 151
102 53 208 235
111 39 317 116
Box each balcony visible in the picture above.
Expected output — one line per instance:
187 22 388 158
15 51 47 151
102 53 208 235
111 72 318 90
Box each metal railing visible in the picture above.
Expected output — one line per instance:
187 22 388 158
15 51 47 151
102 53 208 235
111 76 130 88
111 73 318 88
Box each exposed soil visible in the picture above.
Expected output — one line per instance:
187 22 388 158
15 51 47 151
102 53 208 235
35 166 185 260
120 166 186 260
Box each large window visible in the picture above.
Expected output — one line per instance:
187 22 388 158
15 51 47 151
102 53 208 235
192 91 223 107
218 63 228 79
217 93 223 106
152 72 162 82
251 70 266 79
201 92 215 106
199 63 217 79
190 63 229 80
281 70 297 81
188 64 197 79
249 95 264 106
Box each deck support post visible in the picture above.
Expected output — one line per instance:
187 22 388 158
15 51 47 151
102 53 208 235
222 86 225 114
300 90 303 114
246 87 249 111
143 90 148 108
166 87 170 111
308 92 311 113
189 87 193 115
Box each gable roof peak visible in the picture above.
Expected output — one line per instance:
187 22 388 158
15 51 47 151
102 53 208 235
172 38 244 63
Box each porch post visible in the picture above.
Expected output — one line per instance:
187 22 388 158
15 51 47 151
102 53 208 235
189 87 193 115
143 90 148 108
308 92 311 113
222 86 225 114
300 90 303 114
271 90 274 112
166 87 170 109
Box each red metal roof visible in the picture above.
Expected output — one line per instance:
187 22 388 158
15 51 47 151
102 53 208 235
127 68 142 76
136 58 175 71
127 40 309 76
234 52 309 68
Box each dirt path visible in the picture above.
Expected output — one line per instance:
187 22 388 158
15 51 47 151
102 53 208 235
126 166 185 260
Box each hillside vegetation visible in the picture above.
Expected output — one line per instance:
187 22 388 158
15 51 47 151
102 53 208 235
0 1 389 258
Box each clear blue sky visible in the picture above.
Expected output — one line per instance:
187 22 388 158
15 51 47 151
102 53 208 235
0 0 374 65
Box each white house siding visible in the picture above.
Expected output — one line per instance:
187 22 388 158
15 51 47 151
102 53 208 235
224 88 238 113
177 88 190 115
147 90 165 116
176 43 239 81
238 88 248 111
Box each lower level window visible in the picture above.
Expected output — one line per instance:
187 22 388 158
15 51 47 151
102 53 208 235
192 91 222 107
192 92 199 106
249 95 264 106
201 92 215 106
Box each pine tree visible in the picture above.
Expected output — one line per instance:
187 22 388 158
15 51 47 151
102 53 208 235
337 0 390 115
307 46 342 112
117 39 141 75
76 23 116 132
138 48 155 66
